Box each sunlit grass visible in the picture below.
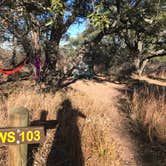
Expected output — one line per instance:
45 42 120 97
131 86 166 143
0 87 122 166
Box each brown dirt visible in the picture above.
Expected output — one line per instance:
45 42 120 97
70 79 141 165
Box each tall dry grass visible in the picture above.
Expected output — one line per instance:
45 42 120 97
131 86 166 143
150 66 166 80
67 90 122 166
0 87 122 166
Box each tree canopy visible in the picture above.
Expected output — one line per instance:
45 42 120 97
0 0 166 89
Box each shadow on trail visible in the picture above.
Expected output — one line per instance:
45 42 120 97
31 110 58 133
117 79 166 166
28 99 86 166
47 99 86 166
28 110 58 166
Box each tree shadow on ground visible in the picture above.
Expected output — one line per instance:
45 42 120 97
117 79 166 166
47 99 86 166
148 75 166 82
92 75 123 84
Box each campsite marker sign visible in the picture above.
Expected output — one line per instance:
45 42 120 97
0 127 45 145
7 107 45 166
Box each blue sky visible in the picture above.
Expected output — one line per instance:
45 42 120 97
60 20 87 45
67 21 87 38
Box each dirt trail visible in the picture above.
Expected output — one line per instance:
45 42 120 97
70 79 141 166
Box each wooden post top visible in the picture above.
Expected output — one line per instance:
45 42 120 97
9 107 29 115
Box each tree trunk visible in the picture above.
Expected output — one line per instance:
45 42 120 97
138 59 149 76
134 32 143 75
39 40 62 92
12 35 17 66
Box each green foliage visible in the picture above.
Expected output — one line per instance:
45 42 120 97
49 0 65 15
45 0 65 26
1 0 166 79
64 0 166 77
154 12 166 28
88 4 111 29
0 0 92 43
45 19 54 26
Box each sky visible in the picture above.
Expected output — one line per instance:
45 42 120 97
60 20 87 46
68 21 87 38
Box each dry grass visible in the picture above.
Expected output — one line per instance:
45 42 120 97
6 89 63 120
0 86 122 166
67 90 122 166
131 86 166 143
150 66 166 80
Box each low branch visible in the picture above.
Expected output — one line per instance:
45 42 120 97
141 50 166 64
148 49 165 55
144 52 166 60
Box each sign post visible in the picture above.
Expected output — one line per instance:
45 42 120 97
8 107 29 166
0 107 45 166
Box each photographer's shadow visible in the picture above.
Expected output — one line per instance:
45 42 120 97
47 99 86 166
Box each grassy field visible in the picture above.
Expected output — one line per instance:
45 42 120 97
131 84 166 143
0 84 121 166
0 78 166 165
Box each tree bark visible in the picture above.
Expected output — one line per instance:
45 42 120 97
39 38 62 91
133 32 144 75
11 35 17 66
138 59 149 76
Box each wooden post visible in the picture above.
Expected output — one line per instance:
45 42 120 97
8 107 29 166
